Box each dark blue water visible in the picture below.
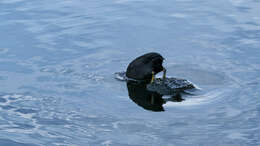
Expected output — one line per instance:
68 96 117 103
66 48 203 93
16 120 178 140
0 0 260 145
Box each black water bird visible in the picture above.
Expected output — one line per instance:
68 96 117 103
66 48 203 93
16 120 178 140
115 52 196 112
126 52 164 82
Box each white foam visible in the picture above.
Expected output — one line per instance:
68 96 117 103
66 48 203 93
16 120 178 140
164 89 226 107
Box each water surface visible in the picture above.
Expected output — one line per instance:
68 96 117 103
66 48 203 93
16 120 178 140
0 0 260 145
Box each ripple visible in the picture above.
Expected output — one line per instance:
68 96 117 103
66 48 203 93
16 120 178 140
0 76 7 80
0 62 34 74
115 0 150 4
0 0 25 4
36 117 70 126
0 138 38 146
0 98 7 103
164 88 229 107
0 48 9 54
0 105 15 110
166 64 230 86
170 13 188 18
229 0 246 6
15 108 37 114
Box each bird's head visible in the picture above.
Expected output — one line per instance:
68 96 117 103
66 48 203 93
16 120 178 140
126 52 165 82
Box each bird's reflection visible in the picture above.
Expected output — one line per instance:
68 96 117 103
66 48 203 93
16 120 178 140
126 81 184 112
